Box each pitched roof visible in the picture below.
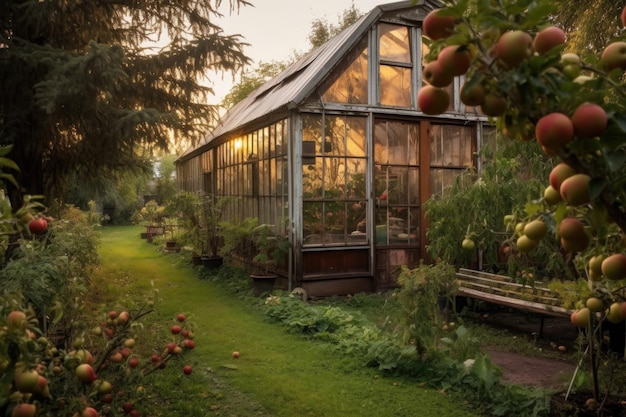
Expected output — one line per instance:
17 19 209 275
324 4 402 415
180 0 440 160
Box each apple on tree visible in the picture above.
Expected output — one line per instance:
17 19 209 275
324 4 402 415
422 9 456 40
417 86 450 115
533 26 566 55
494 30 534 67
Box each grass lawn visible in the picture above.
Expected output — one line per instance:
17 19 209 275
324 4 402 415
95 225 482 417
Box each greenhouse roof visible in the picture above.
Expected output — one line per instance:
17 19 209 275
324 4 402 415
179 0 440 160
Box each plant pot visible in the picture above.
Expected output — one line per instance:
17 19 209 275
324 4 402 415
201 256 223 269
250 274 277 297
140 232 148 239
191 255 203 266
165 240 177 248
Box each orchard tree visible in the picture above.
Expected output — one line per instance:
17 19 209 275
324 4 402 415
0 0 251 209
421 0 626 405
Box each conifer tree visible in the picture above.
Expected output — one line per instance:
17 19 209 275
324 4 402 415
0 0 251 207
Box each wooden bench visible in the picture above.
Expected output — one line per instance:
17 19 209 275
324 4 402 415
455 268 574 335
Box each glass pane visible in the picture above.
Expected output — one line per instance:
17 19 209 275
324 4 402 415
303 157 323 199
380 24 410 63
346 117 366 157
325 157 346 198
346 159 367 199
321 38 368 104
430 124 473 167
374 120 419 165
430 168 464 196
379 65 411 107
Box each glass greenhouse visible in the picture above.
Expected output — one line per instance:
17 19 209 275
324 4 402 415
176 0 491 296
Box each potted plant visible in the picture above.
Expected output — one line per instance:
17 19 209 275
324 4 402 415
249 223 290 296
199 195 232 269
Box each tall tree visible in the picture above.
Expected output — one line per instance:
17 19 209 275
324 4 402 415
308 2 363 48
554 0 626 54
0 0 251 208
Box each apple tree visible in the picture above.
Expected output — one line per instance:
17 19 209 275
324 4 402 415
419 0 626 403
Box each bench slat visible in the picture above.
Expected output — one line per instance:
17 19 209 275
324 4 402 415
457 287 572 318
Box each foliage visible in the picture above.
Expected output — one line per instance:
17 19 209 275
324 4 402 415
555 0 626 54
425 137 556 273
429 0 626 405
250 223 290 275
222 61 289 108
307 3 364 48
0 0 251 208
218 216 258 263
394 262 461 357
0 293 196 417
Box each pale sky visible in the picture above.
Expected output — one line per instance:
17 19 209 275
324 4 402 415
206 0 386 103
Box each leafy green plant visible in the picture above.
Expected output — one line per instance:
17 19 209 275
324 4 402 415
250 223 290 275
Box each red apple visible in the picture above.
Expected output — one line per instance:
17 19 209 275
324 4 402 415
170 324 181 335
176 313 186 322
27 217 47 235
495 30 534 67
601 254 626 281
480 93 507 117
558 217 586 241
423 60 453 87
123 402 134 413
7 310 27 329
602 41 626 72
117 311 130 325
533 26 566 54
183 365 193 375
437 45 471 76
417 86 450 115
11 403 37 417
549 163 575 191
76 364 97 382
108 311 117 320
571 308 590 328
183 339 195 349
127 357 139 368
571 102 607 138
559 174 591 206
422 9 456 40
460 81 485 107
110 351 124 363
535 112 574 150
232 351 240 358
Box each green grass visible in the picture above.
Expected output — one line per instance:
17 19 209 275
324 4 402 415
95 226 482 417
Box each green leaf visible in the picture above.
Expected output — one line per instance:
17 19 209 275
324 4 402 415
588 177 607 200
0 157 20 171
603 148 626 172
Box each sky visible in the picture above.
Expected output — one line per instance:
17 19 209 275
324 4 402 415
206 0 385 103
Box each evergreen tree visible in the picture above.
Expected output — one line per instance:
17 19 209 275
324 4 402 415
0 0 251 208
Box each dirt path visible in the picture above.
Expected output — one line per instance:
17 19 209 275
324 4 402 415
484 347 577 389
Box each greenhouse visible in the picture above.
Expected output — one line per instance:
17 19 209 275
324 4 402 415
176 0 491 296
